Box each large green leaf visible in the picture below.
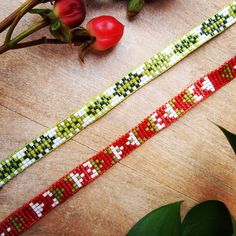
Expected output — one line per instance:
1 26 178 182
216 124 236 155
182 200 233 236
127 201 182 236
232 216 236 236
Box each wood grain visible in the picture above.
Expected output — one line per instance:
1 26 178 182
0 0 236 235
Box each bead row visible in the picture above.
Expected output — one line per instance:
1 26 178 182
0 56 235 235
0 2 235 188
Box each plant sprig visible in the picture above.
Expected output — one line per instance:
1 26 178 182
0 0 54 33
0 0 92 56
0 0 96 61
0 0 58 55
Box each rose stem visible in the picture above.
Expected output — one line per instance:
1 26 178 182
0 0 53 33
0 37 69 54
4 0 45 43
0 1 30 33
13 37 66 48
2 0 50 54
0 37 64 53
0 0 40 33
10 20 48 45
0 20 49 54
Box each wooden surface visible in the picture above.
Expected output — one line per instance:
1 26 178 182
0 0 236 235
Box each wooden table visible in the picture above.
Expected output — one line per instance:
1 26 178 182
0 0 235 235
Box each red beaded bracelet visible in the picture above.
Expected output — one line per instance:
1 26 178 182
0 56 235 235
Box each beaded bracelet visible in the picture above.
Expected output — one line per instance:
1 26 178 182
0 57 235 235
1 2 235 188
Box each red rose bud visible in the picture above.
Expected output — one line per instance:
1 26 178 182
54 0 86 28
86 15 124 51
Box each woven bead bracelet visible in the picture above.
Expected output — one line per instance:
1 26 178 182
0 2 235 188
0 57 235 235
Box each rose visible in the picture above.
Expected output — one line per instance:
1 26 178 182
54 0 86 28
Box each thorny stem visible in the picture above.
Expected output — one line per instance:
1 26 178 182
0 0 53 33
13 37 66 48
0 37 65 54
0 0 58 55
4 0 46 43
0 20 49 54
8 20 49 46
0 45 7 54
0 0 31 33
0 36 94 55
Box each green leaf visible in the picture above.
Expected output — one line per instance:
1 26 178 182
52 22 71 43
232 216 236 236
72 28 91 39
46 12 71 43
50 19 61 31
29 8 52 20
127 201 182 236
182 200 234 236
29 8 51 15
216 124 236 155
30 8 71 43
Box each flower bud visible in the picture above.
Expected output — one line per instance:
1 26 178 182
128 0 145 17
54 0 86 29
